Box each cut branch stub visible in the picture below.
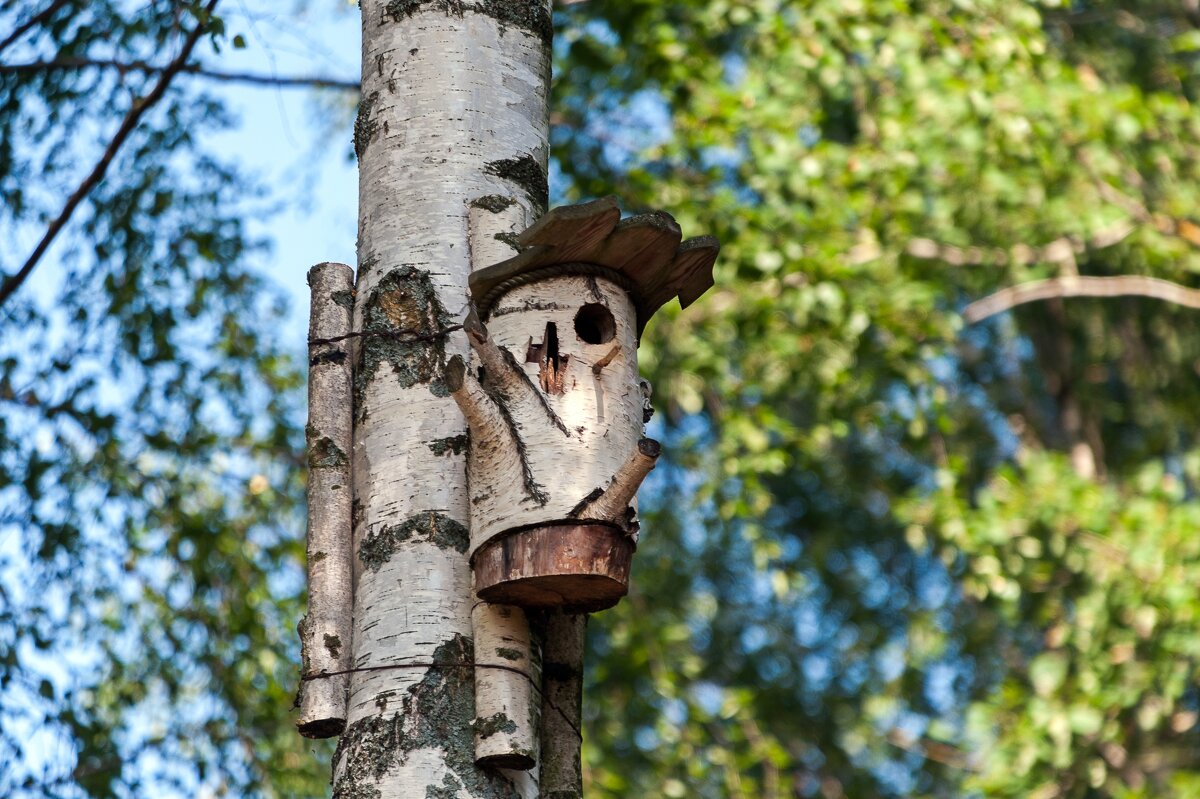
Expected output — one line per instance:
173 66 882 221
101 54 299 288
449 200 717 611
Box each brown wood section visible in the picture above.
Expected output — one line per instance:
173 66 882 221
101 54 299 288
475 751 537 772
473 523 634 612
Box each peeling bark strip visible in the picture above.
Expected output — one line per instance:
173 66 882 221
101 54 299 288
298 262 355 739
346 0 550 795
539 612 585 799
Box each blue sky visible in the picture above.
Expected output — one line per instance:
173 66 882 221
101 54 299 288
203 1 361 348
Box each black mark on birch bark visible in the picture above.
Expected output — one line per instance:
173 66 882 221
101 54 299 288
307 425 350 469
324 634 343 659
354 92 379 159
359 511 470 571
383 1 551 45
310 348 348 367
471 194 516 214
358 255 380 283
493 231 522 249
491 300 570 317
485 154 547 215
486 385 550 507
472 712 517 740
355 266 452 413
332 635 522 799
428 433 469 456
566 488 604 518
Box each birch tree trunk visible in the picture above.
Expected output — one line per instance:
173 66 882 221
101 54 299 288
333 3 552 797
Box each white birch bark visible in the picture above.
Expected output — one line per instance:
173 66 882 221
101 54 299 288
298 262 355 738
472 602 540 769
465 198 543 771
456 275 648 553
334 3 551 797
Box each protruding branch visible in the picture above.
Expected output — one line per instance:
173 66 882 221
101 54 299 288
569 438 661 525
447 354 542 506
297 262 355 738
591 343 621 375
964 274 1200 322
472 603 540 770
447 354 507 447
464 320 569 436
539 611 586 798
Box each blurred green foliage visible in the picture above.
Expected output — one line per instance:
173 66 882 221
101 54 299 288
551 1 1200 796
3 1 1200 797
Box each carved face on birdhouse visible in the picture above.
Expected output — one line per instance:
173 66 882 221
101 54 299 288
448 198 718 611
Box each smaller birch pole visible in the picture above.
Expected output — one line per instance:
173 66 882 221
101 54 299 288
540 611 586 798
472 602 541 770
466 195 544 771
297 262 355 738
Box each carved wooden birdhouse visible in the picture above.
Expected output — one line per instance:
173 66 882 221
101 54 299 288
447 196 718 612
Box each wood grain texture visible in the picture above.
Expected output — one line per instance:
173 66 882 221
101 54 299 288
473 524 633 612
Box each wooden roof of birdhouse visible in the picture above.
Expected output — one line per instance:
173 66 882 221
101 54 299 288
469 196 719 336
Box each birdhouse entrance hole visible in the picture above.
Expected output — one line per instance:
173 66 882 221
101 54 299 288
574 303 615 344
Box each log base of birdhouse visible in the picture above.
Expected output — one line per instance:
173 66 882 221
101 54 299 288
472 523 634 612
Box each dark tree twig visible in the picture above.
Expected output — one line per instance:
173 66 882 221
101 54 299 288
1 56 360 91
0 0 72 57
0 0 221 311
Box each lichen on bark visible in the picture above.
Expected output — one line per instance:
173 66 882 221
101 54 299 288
472 712 517 739
332 635 522 799
471 194 517 214
355 266 454 411
383 0 551 46
429 433 469 456
354 92 380 159
307 425 350 469
358 511 470 572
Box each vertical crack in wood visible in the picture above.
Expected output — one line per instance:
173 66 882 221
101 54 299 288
495 344 570 437
537 322 566 394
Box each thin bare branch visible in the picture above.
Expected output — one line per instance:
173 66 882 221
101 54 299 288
964 275 1200 322
0 0 221 311
0 56 360 91
905 220 1135 270
0 0 72 56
